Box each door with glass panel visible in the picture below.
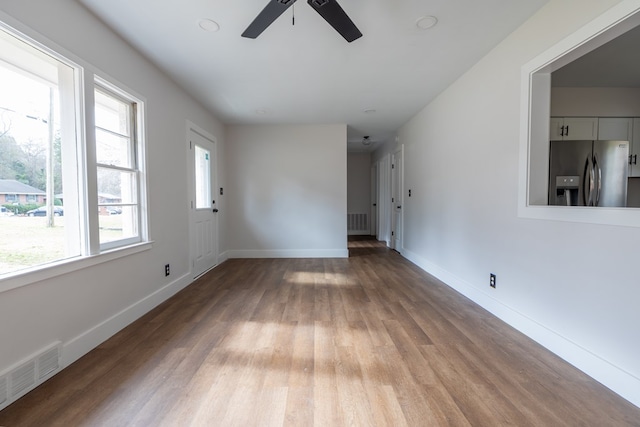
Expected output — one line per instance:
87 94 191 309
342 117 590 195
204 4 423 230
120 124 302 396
189 127 218 278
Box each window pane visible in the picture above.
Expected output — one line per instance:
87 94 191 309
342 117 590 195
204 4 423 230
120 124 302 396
195 145 211 209
97 167 137 204
99 205 138 244
0 27 80 277
96 128 132 168
95 89 130 136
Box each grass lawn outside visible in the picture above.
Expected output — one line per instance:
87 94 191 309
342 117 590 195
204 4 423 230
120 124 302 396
0 215 123 276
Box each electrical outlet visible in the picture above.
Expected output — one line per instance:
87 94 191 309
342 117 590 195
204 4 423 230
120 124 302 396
165 264 170 277
490 273 496 288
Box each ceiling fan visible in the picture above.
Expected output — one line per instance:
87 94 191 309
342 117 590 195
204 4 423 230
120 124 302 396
242 0 362 43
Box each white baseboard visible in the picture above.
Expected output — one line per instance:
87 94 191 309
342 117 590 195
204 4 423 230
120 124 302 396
218 251 230 264
227 249 349 259
402 248 640 409
348 230 371 236
62 272 192 368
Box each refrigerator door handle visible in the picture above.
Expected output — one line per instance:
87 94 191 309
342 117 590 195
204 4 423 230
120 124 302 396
583 155 593 206
593 153 602 206
590 161 596 206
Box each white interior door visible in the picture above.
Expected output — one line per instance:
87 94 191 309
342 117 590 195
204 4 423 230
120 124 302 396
189 127 218 278
378 155 391 246
391 146 403 251
371 164 378 238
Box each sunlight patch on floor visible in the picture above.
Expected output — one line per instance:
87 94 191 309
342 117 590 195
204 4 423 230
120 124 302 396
284 271 356 286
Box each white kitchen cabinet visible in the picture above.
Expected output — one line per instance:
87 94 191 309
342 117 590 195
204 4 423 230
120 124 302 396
551 116 640 176
550 117 598 140
598 117 635 177
598 117 633 141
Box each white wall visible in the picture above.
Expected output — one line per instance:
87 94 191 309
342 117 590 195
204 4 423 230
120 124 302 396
552 87 640 116
347 153 371 232
383 0 640 407
0 0 225 383
225 124 347 258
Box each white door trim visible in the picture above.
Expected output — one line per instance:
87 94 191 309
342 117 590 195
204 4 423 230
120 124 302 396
391 145 404 252
378 154 392 247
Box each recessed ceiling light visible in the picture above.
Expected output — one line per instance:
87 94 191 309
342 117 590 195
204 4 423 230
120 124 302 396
198 19 220 32
416 15 438 30
363 108 377 114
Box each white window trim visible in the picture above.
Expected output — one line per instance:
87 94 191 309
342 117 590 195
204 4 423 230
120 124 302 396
518 1 640 227
0 241 153 294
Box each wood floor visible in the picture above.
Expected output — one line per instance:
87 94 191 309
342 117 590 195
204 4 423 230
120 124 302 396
1 237 639 426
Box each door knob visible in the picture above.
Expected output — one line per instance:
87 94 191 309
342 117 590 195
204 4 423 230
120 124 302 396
212 208 219 213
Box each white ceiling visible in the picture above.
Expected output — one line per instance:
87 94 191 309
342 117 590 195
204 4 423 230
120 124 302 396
552 23 640 88
77 0 548 152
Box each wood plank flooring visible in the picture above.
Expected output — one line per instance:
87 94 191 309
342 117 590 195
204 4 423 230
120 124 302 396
1 237 639 426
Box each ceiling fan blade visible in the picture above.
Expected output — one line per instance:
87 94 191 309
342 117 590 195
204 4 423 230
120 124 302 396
307 0 362 43
242 0 298 39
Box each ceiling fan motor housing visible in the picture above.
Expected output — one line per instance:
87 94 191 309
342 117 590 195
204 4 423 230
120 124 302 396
243 0 362 43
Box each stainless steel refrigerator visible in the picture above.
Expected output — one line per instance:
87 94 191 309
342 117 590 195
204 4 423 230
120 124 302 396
548 140 628 207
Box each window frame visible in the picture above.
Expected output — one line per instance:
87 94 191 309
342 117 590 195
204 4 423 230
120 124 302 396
93 80 145 251
0 18 151 293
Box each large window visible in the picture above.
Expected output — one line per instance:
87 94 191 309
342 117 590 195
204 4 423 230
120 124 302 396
94 85 143 249
0 23 147 280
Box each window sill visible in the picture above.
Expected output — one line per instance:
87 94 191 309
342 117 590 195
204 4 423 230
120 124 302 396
0 241 153 294
518 204 640 228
